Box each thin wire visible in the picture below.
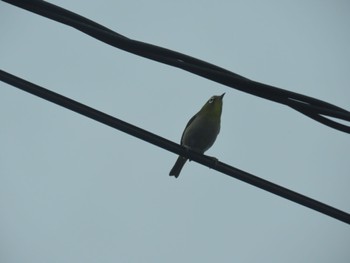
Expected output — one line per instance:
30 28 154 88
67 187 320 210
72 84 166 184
3 0 350 133
0 69 349 225
1 1 350 223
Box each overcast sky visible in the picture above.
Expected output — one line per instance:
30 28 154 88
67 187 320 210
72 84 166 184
1 1 349 262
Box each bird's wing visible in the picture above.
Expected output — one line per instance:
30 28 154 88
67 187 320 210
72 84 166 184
180 113 198 144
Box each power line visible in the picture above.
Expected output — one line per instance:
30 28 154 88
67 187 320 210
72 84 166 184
1 1 349 223
1 69 349 225
3 0 350 133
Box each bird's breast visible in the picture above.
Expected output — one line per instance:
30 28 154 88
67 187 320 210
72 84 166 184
181 115 220 153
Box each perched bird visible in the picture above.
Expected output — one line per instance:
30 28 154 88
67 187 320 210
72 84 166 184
169 93 225 178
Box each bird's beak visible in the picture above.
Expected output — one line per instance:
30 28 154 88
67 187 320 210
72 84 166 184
220 93 225 100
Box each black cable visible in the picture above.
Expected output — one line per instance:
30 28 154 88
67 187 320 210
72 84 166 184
1 69 349 224
1 0 349 222
2 0 350 133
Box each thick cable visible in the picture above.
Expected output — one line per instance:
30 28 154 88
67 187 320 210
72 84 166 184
2 0 350 133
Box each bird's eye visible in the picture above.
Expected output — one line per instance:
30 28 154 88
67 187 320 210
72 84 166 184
208 97 215 103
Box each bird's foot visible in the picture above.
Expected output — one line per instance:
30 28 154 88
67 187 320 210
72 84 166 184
208 156 219 168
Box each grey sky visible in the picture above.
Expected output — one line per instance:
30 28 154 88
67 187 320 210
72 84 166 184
1 1 349 262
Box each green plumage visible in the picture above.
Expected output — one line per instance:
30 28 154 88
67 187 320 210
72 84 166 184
169 93 225 178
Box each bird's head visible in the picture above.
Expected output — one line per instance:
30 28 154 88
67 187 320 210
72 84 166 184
200 93 225 117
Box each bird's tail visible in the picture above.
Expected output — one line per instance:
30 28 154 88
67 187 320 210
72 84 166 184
169 156 187 178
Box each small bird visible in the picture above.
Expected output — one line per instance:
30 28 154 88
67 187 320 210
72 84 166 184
169 93 225 178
